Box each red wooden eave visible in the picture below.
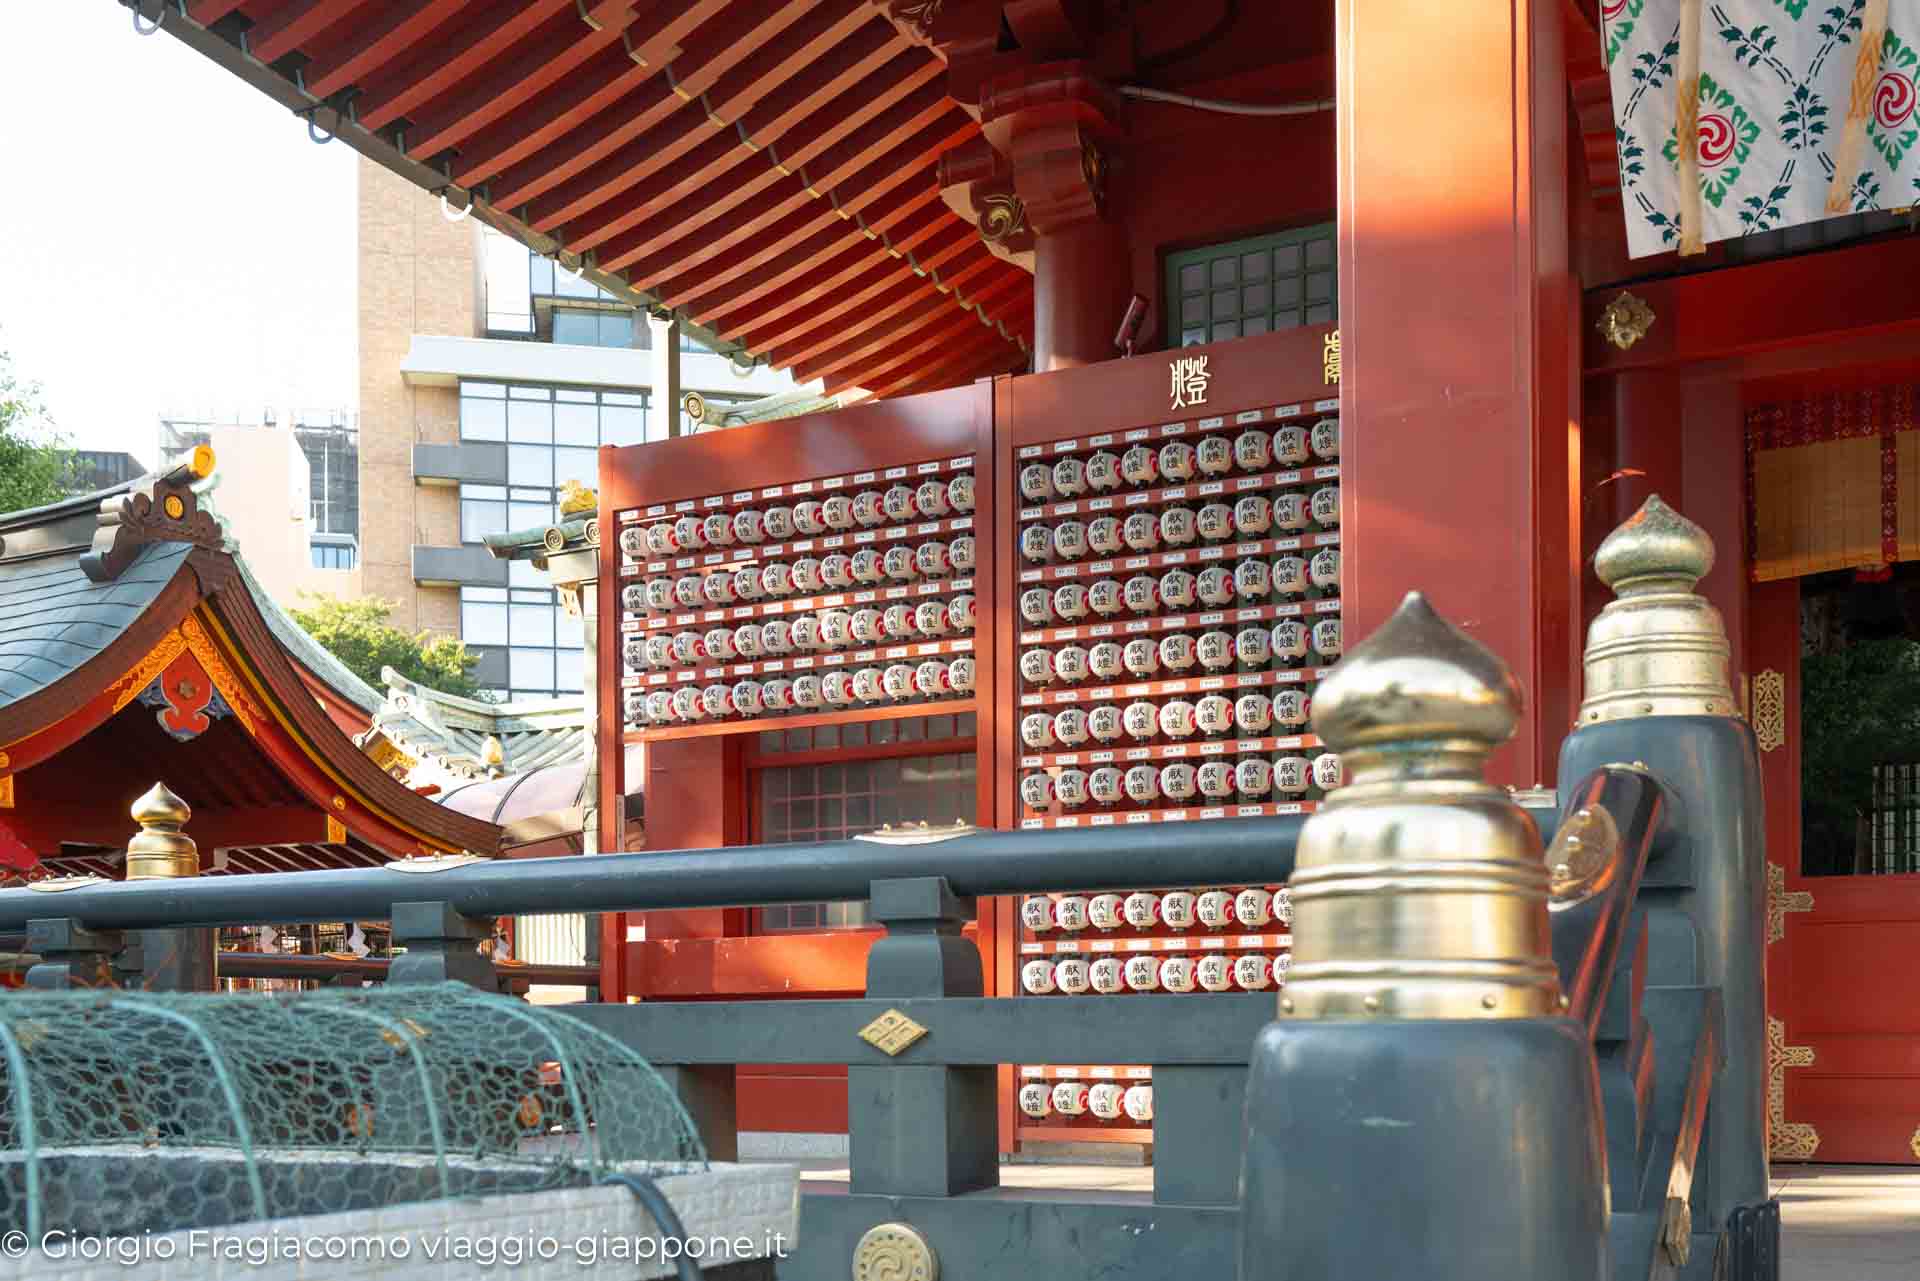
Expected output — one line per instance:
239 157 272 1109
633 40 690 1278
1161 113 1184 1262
147 0 1030 396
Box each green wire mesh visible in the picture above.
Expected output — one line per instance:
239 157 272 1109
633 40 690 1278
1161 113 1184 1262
0 982 704 1240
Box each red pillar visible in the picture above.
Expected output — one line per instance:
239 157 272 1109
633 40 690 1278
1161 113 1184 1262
1682 379 1750 685
1033 219 1132 371
1611 369 1686 527
1336 0 1579 786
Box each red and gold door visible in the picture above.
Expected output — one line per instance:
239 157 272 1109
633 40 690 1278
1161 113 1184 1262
1756 577 1920 1164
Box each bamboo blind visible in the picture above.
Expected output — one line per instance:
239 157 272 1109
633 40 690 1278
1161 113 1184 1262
1751 436 1881 581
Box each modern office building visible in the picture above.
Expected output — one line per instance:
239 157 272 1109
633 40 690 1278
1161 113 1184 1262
359 159 804 700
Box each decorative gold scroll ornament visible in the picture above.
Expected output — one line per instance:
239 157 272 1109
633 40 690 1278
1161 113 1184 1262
1767 1016 1819 1160
1597 291 1656 350
1765 862 1812 945
979 193 1026 244
1752 670 1786 752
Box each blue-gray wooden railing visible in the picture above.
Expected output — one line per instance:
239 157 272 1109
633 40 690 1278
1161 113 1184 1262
0 723 1777 1281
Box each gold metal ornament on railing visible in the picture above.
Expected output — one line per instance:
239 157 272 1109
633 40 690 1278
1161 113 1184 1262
1581 494 1736 723
1280 591 1565 1021
125 781 198 880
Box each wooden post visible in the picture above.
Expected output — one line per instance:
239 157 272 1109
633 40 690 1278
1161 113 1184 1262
1336 0 1580 786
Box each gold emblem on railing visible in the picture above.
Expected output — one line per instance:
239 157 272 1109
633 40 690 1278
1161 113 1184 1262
1546 804 1622 909
854 1222 937 1281
858 1009 929 1056
1282 592 1564 1020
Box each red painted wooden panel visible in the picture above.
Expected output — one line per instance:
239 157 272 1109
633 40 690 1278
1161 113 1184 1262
739 1072 849 1133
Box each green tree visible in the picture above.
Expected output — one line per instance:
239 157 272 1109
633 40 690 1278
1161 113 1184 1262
0 346 72 514
287 594 488 701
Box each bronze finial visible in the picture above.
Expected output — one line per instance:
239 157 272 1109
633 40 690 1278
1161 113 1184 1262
1581 495 1735 722
1283 592 1563 1021
126 781 198 880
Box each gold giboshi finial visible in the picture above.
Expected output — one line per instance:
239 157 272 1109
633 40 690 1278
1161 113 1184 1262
126 781 198 880
1581 495 1734 723
1284 592 1563 1021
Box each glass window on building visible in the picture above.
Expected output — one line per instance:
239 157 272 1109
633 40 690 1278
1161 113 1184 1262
1165 222 1336 348
460 485 508 543
296 422 359 539
460 587 509 646
552 307 634 349
309 538 356 570
454 381 645 698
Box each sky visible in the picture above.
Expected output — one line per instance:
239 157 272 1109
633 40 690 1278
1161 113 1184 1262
0 0 358 465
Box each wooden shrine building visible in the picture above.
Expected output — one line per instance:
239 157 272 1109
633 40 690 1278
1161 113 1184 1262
87 0 1920 1163
0 451 500 879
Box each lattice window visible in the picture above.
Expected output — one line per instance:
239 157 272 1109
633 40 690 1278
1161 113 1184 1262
755 716 977 932
1165 223 1336 348
1870 761 1920 875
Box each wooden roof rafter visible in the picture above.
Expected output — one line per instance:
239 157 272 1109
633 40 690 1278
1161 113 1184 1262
137 0 1031 393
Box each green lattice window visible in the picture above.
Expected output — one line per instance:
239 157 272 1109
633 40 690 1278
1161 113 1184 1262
1166 223 1337 348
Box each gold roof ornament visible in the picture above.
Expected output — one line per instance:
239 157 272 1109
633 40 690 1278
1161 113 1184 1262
1580 495 1735 723
481 735 505 769
558 479 597 516
126 781 199 880
1282 592 1564 1021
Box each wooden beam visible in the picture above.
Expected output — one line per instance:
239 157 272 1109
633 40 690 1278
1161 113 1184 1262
450 41 655 186
714 202 964 340
1583 234 1920 378
398 3 637 162
299 0 467 101
246 0 380 65
581 46 945 269
693 189 954 332
479 0 735 210
4 803 330 854
517 0 822 228
642 126 963 302
350 0 570 132
762 233 999 367
604 85 960 274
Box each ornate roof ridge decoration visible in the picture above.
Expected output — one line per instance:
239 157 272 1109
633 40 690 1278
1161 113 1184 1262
80 446 222 584
361 667 588 787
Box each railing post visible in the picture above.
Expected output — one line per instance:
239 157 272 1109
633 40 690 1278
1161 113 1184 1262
1565 495 1771 1250
849 875 996 1197
1239 593 1608 1281
124 782 214 992
25 918 123 991
388 901 497 989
